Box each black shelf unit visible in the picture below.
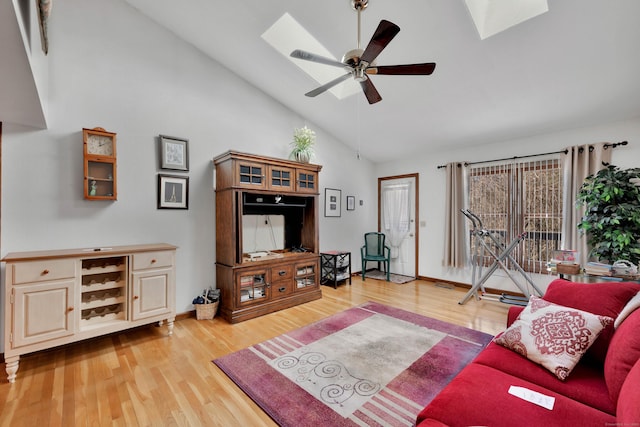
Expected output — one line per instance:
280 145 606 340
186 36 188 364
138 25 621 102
320 251 352 288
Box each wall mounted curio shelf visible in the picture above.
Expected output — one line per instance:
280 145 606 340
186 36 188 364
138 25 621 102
83 127 117 200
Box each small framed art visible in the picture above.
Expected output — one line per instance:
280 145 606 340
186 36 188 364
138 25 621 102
324 188 341 217
158 174 189 209
159 135 189 171
346 196 355 211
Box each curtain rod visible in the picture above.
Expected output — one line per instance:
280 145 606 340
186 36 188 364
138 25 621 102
436 140 628 169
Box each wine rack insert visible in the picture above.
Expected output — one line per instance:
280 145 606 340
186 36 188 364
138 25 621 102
80 256 127 328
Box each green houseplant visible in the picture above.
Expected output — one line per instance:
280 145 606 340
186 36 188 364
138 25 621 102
289 126 316 163
576 165 640 266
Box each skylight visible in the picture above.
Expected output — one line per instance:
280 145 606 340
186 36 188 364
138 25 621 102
261 13 360 100
465 0 549 40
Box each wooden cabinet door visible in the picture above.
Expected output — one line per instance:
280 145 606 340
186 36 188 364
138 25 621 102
12 279 76 348
296 169 318 193
235 160 266 190
236 268 271 306
267 165 295 192
131 268 173 320
294 260 319 291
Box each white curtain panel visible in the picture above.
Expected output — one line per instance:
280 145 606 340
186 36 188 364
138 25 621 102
382 183 410 259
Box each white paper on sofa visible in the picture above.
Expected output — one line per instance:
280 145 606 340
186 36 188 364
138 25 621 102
508 386 555 410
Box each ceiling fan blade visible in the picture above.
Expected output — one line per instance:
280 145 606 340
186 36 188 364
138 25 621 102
290 49 345 68
367 63 436 76
360 20 401 65
305 73 352 97
359 78 382 104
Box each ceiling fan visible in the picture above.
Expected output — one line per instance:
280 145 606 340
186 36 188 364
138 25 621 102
290 0 436 104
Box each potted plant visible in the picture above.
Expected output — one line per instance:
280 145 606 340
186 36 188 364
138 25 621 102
289 126 316 163
576 165 640 266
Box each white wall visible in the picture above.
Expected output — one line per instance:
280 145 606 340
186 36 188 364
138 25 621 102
0 0 378 348
376 116 640 296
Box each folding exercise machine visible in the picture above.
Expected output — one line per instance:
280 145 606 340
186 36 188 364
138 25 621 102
459 209 543 305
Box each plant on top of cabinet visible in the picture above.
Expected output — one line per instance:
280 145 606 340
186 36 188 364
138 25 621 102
289 126 316 163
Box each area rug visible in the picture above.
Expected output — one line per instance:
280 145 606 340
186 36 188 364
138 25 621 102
364 269 415 284
213 301 493 427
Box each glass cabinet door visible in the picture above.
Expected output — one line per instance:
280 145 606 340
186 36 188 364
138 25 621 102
85 160 117 200
237 269 270 305
236 161 266 189
268 165 294 192
294 262 317 290
296 169 318 193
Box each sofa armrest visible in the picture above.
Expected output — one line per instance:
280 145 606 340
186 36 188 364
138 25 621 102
507 306 524 327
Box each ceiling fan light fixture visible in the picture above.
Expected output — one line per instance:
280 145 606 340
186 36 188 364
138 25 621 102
354 65 368 82
341 48 364 67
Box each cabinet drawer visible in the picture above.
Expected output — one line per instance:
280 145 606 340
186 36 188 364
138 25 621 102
271 265 293 281
132 251 173 270
272 280 293 297
10 259 76 284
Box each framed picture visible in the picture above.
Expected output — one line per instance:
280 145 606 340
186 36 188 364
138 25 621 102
158 174 189 209
324 188 341 217
346 196 356 211
159 135 189 171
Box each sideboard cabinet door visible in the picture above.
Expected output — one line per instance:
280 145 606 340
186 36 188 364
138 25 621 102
12 279 76 348
131 268 174 321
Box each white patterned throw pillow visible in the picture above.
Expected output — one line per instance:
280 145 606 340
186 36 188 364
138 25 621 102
494 296 613 380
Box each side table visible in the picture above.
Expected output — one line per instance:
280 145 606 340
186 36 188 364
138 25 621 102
320 251 352 288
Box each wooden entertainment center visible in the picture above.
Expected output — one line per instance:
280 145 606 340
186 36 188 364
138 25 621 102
213 151 323 323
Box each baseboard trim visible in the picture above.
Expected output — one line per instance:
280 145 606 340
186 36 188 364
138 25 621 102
418 275 526 298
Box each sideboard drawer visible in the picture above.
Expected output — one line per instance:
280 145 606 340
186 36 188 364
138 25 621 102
11 259 76 284
132 251 174 270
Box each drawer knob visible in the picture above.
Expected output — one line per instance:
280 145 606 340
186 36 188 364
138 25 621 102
133 295 139 300
68 307 74 312
279 287 286 292
151 259 157 264
41 269 50 276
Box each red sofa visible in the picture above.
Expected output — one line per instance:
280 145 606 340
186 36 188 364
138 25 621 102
417 279 640 427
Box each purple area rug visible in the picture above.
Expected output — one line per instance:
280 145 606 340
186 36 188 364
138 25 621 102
213 301 493 426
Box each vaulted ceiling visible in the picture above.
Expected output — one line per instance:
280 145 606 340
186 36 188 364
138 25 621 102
50 1 640 161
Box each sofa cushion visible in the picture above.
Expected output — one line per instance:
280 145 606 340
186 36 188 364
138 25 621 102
416 363 615 427
615 290 640 328
494 296 612 380
507 305 524 327
604 307 640 403
542 279 640 363
474 341 615 414
616 358 640 424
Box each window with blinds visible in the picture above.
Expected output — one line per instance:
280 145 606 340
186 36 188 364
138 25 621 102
467 157 563 274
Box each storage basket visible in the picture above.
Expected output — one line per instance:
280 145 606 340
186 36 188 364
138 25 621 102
556 264 581 275
195 301 219 320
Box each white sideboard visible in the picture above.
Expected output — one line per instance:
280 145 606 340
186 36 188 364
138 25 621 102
2 243 176 383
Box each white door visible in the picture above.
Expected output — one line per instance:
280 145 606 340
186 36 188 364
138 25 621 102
380 176 417 277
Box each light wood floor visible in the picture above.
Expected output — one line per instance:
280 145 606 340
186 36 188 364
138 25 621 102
0 277 509 427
